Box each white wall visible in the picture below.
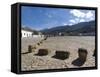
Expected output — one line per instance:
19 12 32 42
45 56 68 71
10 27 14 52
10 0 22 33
21 30 44 38
22 30 33 37
0 0 99 77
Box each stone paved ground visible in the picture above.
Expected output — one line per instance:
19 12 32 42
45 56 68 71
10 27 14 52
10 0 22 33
21 36 95 71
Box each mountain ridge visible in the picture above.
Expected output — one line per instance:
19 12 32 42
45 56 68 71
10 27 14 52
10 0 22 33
40 20 95 36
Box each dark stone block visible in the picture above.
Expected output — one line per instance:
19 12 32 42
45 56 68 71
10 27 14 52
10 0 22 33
78 48 88 60
35 49 50 56
52 51 70 60
72 48 88 66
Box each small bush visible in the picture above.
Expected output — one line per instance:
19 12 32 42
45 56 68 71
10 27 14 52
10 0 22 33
40 41 43 44
28 45 32 53
37 43 40 45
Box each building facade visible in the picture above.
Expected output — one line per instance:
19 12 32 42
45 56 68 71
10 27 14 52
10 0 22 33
21 30 33 37
21 27 44 38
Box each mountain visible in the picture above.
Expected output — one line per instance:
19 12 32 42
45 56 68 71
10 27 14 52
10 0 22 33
40 21 95 36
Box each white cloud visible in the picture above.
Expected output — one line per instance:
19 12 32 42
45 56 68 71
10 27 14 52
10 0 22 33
69 23 73 26
63 23 68 25
69 19 76 23
86 11 94 19
69 9 95 25
80 19 85 22
69 18 80 25
70 9 85 18
86 11 95 21
75 18 80 21
69 18 85 25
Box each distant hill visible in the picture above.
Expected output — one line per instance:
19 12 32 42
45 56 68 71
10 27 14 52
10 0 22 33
40 21 95 36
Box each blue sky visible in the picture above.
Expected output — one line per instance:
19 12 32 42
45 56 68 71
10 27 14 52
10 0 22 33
21 6 95 30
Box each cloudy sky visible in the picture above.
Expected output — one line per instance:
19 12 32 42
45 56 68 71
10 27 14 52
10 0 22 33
21 6 95 30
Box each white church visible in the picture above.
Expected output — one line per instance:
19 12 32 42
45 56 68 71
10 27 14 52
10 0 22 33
21 27 44 38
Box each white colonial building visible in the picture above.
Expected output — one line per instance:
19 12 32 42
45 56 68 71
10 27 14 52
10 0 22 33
21 27 44 38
